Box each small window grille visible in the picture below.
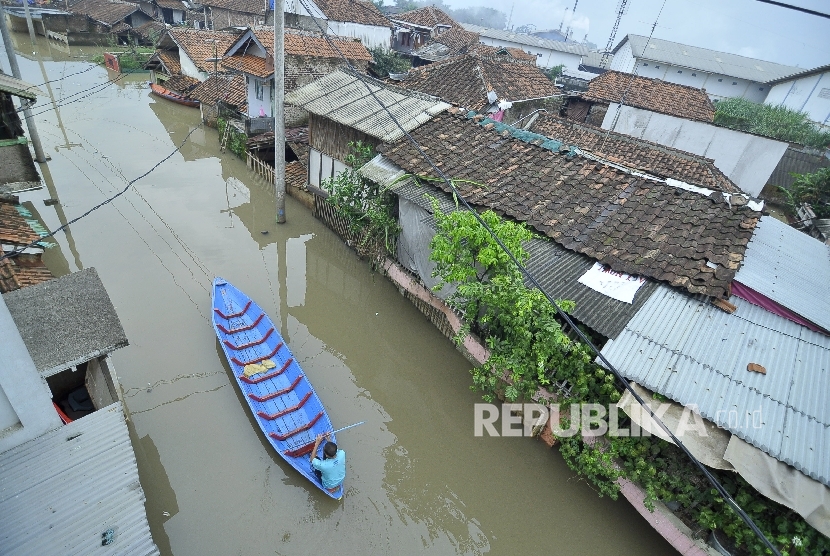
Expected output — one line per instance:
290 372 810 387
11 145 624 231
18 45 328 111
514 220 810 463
677 70 682 73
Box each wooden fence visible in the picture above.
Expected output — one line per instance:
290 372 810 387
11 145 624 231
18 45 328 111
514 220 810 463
247 152 275 187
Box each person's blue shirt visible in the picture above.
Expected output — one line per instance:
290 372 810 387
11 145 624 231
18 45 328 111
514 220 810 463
311 449 346 489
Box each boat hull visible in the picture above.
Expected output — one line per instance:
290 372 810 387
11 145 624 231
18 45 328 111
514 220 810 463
149 82 199 108
211 277 343 500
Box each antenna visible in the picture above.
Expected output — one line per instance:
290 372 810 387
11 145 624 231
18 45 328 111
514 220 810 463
601 0 628 68
563 0 579 41
558 7 569 32
506 1 515 30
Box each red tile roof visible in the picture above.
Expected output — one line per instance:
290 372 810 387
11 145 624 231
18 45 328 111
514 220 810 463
162 74 200 94
0 201 42 246
156 50 181 75
168 29 237 73
0 256 54 294
222 54 270 78
583 70 716 122
312 0 389 27
392 5 455 28
190 73 247 108
378 108 758 298
397 54 560 109
285 160 307 190
529 114 738 192
0 197 54 294
431 24 478 52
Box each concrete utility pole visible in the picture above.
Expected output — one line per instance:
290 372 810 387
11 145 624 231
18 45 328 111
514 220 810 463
274 7 285 223
0 6 47 163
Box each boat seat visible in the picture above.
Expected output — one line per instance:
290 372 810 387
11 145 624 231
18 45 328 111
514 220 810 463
217 313 264 334
257 391 312 420
240 357 291 384
248 375 302 402
214 300 251 319
269 411 324 441
224 328 274 350
232 342 283 367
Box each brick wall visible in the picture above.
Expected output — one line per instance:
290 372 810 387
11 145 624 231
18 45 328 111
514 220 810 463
209 7 263 29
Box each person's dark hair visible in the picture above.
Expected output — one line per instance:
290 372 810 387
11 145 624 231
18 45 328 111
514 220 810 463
323 441 337 458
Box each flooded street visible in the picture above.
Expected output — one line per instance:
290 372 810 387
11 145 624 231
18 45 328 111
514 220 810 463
7 35 673 554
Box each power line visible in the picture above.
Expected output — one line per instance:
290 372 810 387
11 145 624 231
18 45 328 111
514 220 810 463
754 0 830 18
290 1 783 552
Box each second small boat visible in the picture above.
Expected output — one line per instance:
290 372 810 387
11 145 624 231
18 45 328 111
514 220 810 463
149 82 199 108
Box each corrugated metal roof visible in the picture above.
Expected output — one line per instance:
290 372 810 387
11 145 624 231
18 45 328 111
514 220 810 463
459 23 590 55
601 285 830 487
0 403 160 555
361 155 655 338
524 238 657 339
3 268 129 377
764 63 830 86
284 69 450 142
734 215 830 332
619 35 801 83
0 73 44 100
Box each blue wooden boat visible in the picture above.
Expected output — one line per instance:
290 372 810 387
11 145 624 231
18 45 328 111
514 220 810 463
212 277 343 499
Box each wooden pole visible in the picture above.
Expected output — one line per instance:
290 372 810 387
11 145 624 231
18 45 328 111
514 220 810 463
274 4 285 223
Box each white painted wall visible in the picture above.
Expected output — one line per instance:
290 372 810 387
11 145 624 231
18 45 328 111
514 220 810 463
609 40 636 73
246 74 274 118
328 21 390 50
178 49 208 81
608 40 770 102
172 9 183 24
308 147 349 187
476 36 582 72
603 103 789 197
0 297 62 454
765 71 830 127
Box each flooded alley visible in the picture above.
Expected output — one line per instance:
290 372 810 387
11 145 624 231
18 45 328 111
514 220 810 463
7 35 674 555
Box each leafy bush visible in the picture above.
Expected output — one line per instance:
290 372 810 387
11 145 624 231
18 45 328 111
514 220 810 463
369 47 411 78
321 142 400 256
780 167 830 219
714 97 830 149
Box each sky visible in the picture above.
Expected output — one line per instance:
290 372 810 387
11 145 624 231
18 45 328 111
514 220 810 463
444 0 830 70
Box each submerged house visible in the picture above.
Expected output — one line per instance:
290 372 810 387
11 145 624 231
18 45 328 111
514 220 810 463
220 27 373 129
42 0 154 45
149 28 238 83
284 69 449 188
0 73 44 195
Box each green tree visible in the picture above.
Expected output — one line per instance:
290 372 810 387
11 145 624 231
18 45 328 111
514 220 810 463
368 47 411 78
780 167 830 219
544 64 565 82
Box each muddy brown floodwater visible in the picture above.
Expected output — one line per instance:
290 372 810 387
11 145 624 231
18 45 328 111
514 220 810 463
8 34 675 555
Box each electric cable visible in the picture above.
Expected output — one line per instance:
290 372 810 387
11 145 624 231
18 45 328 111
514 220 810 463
291 1 784 552
755 0 830 18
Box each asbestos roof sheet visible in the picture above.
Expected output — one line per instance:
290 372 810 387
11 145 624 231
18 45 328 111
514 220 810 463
0 73 44 100
3 267 128 376
379 108 760 299
0 403 160 555
284 69 450 142
583 70 716 122
601 285 830 487
734 215 830 332
618 34 801 83
460 23 590 56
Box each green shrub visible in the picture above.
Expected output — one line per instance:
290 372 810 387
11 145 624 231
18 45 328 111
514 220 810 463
714 97 830 149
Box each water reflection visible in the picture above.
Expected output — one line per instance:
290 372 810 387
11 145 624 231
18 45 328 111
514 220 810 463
147 100 211 161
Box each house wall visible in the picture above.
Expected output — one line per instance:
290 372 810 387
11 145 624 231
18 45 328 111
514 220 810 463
476 36 582 72
602 103 789 196
327 21 389 50
0 297 62 454
209 6 264 29
765 71 830 127
609 41 769 103
308 147 349 187
245 74 274 118
179 50 208 81
308 114 379 162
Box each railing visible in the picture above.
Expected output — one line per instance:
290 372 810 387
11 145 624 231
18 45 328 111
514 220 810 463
247 152 275 187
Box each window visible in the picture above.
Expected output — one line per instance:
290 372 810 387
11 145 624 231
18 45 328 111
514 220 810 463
655 65 660 69
732 81 737 85
677 70 682 73
759 87 764 91
255 79 264 101
692 73 696 76
718 78 723 82
643 63 648 66
819 88 830 99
